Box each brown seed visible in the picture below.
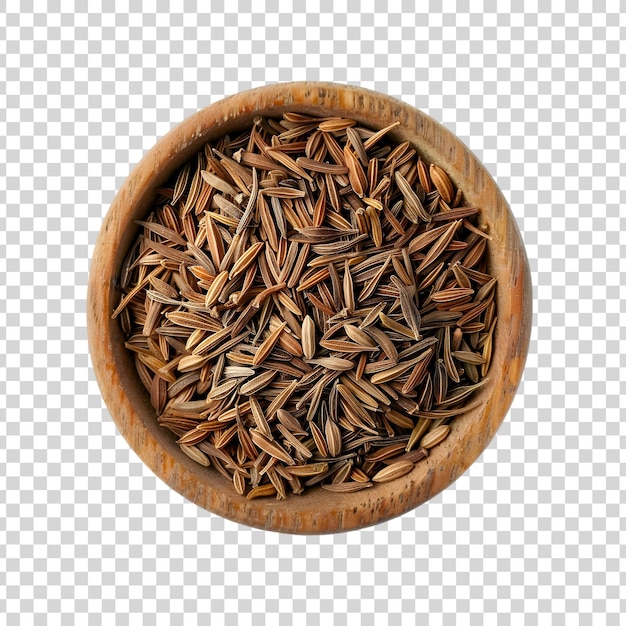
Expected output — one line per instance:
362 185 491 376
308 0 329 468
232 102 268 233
208 378 241 401
265 147 314 182
420 424 451 449
452 350 486 365
378 312 415 340
416 158 431 193
252 321 287 366
372 460 415 483
179 444 210 466
405 417 431 452
337 379 378 411
344 324 377 348
203 270 229 307
429 164 454 203
200 169 238 196
370 359 420 385
296 156 349 175
331 460 353 484
321 482 373 493
192 325 233 355
301 315 316 360
481 330 493 378
177 427 210 446
287 462 330 477
310 421 329 457
391 276 421 339
344 371 391 405
249 395 272 438
232 471 246 495
350 468 372 483
325 418 343 457
395 172 431 223
384 408 414 430
177 354 211 373
451 262 472 289
240 370 278 396
433 358 449 405
237 149 291 173
365 205 383 248
250 429 295 465
363 326 398 362
362 120 401 151
262 186 306 199
415 221 461 274
136 220 187 246
475 276 497 302
401 348 434 395
407 223 452 255
276 409 306 434
442 325 460 384
319 339 377 353
385 447 428 465
318 117 357 132
344 145 368 198
346 126 369 166
205 214 225 267
413 399 483 420
246 483 277 500
436 378 490 407
431 205 480 222
307 357 355 372
265 378 299 417
365 441 407 462
228 241 264 280
431 287 475 303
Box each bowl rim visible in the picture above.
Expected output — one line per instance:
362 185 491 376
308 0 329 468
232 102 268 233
88 81 532 534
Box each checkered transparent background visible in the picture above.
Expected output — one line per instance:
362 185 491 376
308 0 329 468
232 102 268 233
1 1 624 623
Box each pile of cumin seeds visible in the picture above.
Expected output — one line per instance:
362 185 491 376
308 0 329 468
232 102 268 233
113 113 496 499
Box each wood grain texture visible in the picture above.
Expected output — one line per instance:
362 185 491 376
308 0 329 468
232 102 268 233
87 82 532 534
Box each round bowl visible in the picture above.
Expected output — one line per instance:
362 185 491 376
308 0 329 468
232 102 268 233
88 82 532 534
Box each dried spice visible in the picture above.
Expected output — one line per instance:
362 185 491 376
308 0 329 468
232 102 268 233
114 113 496 498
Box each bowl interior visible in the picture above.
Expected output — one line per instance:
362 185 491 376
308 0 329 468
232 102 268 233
88 82 532 533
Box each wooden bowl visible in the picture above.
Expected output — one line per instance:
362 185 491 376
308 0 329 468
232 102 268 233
88 82 531 534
